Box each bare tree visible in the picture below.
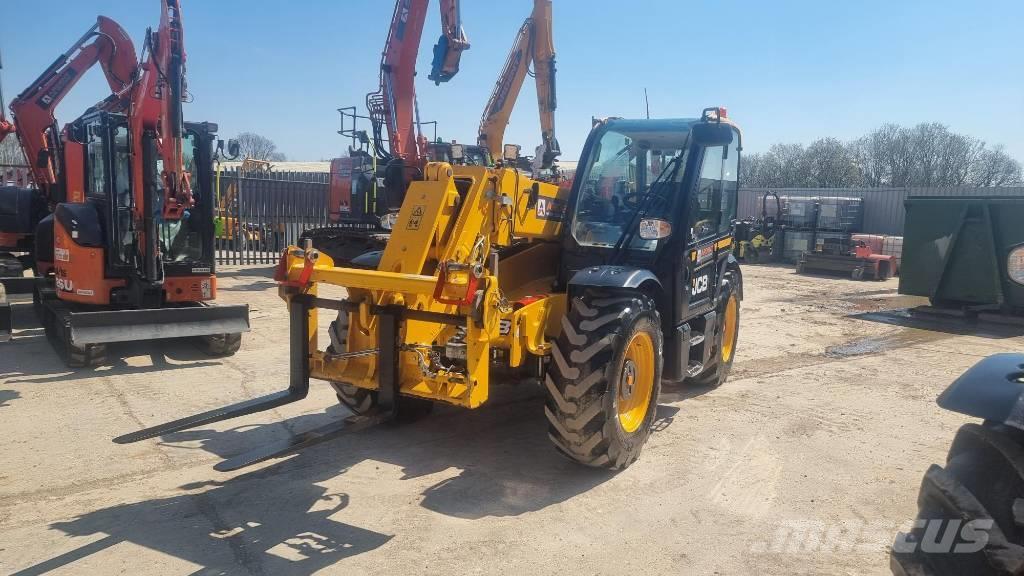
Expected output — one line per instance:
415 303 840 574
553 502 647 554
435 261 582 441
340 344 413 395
745 122 1021 188
234 132 287 162
805 137 862 187
970 145 1023 186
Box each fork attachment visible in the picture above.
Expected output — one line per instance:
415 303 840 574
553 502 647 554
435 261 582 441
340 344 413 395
113 297 403 471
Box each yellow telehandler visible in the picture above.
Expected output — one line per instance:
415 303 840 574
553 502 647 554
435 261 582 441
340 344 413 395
117 108 745 471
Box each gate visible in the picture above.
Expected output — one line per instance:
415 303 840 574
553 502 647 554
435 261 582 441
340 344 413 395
214 167 331 266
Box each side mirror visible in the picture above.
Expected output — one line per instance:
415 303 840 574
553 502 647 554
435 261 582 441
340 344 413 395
638 218 672 240
227 139 241 159
450 143 465 163
503 144 521 162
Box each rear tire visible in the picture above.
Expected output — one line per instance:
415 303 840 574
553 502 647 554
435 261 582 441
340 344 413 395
326 313 433 421
693 272 740 388
544 289 663 470
891 422 1024 575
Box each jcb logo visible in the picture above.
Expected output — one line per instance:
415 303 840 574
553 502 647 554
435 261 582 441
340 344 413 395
691 273 709 298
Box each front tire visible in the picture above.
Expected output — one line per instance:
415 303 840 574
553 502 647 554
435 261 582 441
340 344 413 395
544 289 663 470
327 312 432 420
892 422 1024 575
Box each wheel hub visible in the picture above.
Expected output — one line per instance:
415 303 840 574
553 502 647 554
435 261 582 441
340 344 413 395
621 360 637 399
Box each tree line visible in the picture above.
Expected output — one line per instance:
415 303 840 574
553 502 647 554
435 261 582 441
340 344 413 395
740 123 1023 188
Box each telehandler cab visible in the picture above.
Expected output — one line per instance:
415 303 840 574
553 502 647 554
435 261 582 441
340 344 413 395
117 108 744 471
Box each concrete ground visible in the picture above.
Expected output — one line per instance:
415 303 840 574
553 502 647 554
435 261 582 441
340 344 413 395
1 264 1021 575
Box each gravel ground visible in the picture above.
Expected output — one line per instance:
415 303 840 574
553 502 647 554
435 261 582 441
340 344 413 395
1 263 1021 575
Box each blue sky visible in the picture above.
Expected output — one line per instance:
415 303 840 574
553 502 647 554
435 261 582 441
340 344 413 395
2 1 1021 162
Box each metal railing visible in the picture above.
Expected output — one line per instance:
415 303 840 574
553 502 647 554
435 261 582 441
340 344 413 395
214 168 331 266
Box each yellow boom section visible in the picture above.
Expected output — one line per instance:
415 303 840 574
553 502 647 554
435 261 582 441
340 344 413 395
280 162 568 408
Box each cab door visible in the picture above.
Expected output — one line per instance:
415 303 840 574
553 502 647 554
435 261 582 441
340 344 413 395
680 132 739 319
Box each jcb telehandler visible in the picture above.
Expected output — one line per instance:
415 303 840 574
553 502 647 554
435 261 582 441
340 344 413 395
117 108 743 471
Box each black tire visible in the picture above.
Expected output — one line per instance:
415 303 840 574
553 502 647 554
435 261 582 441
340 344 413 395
891 422 1024 575
326 313 433 421
195 333 242 356
693 272 740 388
544 289 663 470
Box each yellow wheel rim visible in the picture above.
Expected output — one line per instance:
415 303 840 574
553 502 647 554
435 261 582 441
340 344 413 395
721 294 738 363
617 331 656 433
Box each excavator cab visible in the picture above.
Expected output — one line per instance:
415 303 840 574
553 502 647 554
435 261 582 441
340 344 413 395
558 110 742 384
34 111 249 365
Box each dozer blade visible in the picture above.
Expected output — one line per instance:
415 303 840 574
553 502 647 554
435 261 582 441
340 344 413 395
68 304 250 345
112 389 305 444
214 411 391 472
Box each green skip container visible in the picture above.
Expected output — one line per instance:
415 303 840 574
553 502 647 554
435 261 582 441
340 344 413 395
899 196 1024 312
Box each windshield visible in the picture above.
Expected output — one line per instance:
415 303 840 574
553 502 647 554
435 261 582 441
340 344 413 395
571 127 690 251
156 132 205 263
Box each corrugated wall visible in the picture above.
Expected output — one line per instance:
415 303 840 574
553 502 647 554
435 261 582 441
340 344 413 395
739 187 1024 236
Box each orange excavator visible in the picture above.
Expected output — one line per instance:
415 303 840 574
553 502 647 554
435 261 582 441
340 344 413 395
1 1 249 363
0 17 138 279
302 0 470 265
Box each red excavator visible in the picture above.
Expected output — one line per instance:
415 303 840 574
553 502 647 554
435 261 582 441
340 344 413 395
301 0 471 265
0 17 138 279
1 1 249 363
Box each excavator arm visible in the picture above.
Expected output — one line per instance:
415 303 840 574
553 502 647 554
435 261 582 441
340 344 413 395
428 0 470 84
129 0 191 222
477 0 560 169
367 0 470 165
3 16 137 203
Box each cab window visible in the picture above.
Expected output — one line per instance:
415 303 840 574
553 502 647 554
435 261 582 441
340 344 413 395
720 136 739 234
691 145 724 241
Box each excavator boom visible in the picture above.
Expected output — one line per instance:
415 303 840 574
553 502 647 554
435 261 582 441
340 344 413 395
129 0 192 221
367 0 468 165
478 0 560 169
4 16 137 203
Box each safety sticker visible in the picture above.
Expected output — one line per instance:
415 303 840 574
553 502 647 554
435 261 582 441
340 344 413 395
407 205 426 230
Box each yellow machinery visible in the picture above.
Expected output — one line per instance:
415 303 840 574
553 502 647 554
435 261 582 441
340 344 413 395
118 110 745 472
478 0 560 171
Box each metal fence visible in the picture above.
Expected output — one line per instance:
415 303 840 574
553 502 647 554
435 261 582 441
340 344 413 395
214 168 330 265
739 186 1024 236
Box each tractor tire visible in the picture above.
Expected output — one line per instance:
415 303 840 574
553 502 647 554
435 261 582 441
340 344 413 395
326 314 433 421
195 333 242 357
891 422 1024 576
544 289 663 470
693 272 740 388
